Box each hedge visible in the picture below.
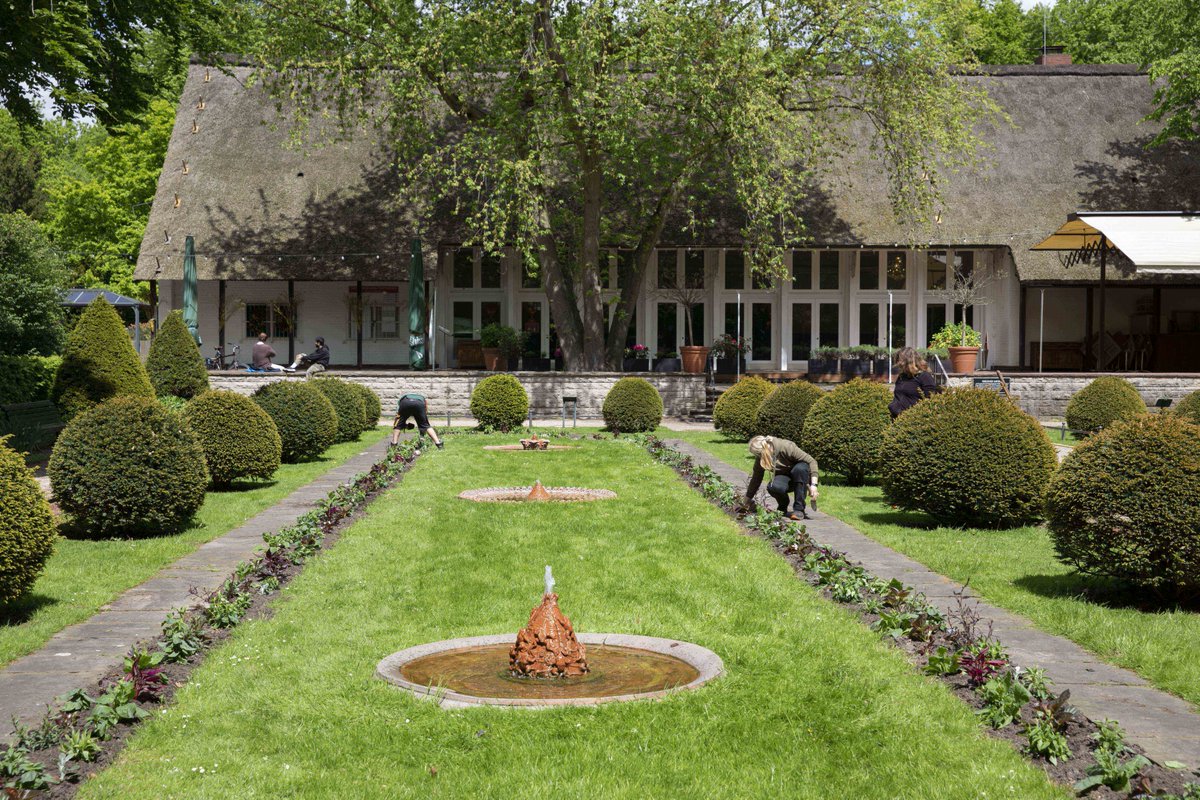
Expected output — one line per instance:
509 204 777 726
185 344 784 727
602 378 663 433
1064 376 1146 433
145 310 209 399
311 377 366 443
251 381 338 463
52 297 153 422
470 374 529 431
1175 390 1200 425
1046 415 1200 599
183 391 282 486
349 383 382 431
0 355 61 405
753 381 824 445
880 388 1057 528
0 437 56 603
713 376 775 440
801 378 892 485
48 397 208 536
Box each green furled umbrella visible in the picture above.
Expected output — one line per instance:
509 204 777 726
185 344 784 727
408 239 427 369
182 235 200 344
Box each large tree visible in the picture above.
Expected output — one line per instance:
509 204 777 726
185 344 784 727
0 212 68 356
251 0 993 370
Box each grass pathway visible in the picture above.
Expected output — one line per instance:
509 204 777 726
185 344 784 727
78 435 1063 799
0 430 389 667
670 430 1200 711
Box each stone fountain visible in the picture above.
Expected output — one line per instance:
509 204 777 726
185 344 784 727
375 567 723 707
458 481 616 503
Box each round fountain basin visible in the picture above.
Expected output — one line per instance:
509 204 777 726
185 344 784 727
481 444 577 451
458 486 616 502
376 633 723 707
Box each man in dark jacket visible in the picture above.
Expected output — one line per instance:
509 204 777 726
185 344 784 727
285 337 330 377
744 435 819 520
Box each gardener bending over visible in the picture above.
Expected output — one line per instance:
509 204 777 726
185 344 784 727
745 435 819 521
391 393 444 449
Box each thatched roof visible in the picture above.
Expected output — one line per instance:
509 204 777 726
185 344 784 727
136 62 1200 284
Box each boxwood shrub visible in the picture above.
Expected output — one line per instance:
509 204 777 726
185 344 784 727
311 377 366 442
1175 389 1200 425
713 376 775 441
0 437 56 603
1064 375 1146 433
880 388 1057 528
602 377 663 433
251 381 338 463
1045 415 1200 599
52 297 154 422
754 381 824 444
349 383 382 431
470 374 529 431
48 397 208 536
145 310 209 399
802 378 892 485
183 391 282 486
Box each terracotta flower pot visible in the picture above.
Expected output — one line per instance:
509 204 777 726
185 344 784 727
948 346 980 374
680 345 710 374
482 347 503 371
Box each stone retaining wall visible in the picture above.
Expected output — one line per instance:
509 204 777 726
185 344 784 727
947 373 1200 419
208 371 707 420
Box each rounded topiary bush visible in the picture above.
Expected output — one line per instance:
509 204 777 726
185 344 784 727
470 374 529 431
880 388 1057 528
349 383 382 432
1045 415 1200 599
713 376 775 441
801 378 892 485
311 377 365 443
0 437 56 604
251 381 337 463
1175 390 1200 425
49 397 208 536
754 381 824 444
183 391 282 486
145 310 209 399
52 297 153 422
602 377 663 433
1065 376 1146 433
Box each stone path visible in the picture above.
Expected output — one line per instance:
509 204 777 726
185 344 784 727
665 439 1200 769
0 438 392 743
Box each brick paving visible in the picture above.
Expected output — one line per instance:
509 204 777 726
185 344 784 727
665 438 1200 769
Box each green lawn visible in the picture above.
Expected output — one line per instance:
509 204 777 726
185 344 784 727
670 430 1200 710
0 429 388 667
78 435 1063 799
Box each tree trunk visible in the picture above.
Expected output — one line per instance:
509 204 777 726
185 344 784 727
578 158 606 370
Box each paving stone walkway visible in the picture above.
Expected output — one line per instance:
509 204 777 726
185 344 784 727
0 437 392 743
665 438 1200 769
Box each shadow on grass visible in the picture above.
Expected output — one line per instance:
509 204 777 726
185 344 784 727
56 515 205 542
210 479 280 495
1014 573 1200 614
857 511 943 530
0 593 55 627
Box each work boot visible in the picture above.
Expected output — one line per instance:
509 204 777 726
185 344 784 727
436 442 444 450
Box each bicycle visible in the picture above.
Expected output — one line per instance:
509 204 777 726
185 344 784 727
205 343 243 370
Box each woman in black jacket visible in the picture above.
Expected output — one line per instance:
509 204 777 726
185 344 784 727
889 346 941 418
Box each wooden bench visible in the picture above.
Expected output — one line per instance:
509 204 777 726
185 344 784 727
0 400 64 452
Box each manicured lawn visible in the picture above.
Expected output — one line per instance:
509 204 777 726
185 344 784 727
671 430 1200 710
78 435 1063 799
0 430 388 667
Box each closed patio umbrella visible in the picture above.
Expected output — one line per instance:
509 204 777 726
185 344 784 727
409 239 427 370
183 235 200 344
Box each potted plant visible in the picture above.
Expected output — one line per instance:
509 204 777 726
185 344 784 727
498 326 524 370
655 350 682 372
664 280 709 373
807 345 839 376
480 324 522 371
871 346 892 377
844 346 873 377
623 343 650 371
711 333 749 374
930 322 982 374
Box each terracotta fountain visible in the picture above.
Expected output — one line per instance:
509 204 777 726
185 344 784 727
509 567 589 677
458 481 616 503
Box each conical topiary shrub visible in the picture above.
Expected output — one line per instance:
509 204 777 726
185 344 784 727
713 376 775 441
146 310 209 399
1064 376 1146 433
801 378 892 485
753 381 824 445
51 297 153 422
0 436 56 604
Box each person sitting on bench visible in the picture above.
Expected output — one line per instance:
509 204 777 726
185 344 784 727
285 337 330 377
251 332 285 372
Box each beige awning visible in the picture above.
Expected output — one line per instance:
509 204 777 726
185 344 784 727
1032 212 1200 274
1030 217 1113 252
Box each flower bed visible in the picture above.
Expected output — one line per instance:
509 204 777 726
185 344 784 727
641 436 1198 800
0 440 425 798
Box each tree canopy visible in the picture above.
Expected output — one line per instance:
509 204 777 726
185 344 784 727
251 0 994 369
0 211 68 356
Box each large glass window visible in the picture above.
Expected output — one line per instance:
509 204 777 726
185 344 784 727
886 250 907 290
926 251 948 290
245 303 294 339
657 302 677 355
657 250 677 288
819 251 839 290
616 250 635 289
724 251 744 290
860 252 879 290
791 303 812 360
859 303 879 346
889 303 907 348
452 301 473 338
926 305 946 344
685 250 705 288
954 250 975 283
792 251 811 290
480 301 501 329
453 249 474 289
954 304 975 327
686 305 704 347
751 303 772 361
521 301 542 354
724 302 740 336
480 252 501 288
819 303 839 347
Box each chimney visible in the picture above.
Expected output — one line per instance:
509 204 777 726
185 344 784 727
1035 45 1072 66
